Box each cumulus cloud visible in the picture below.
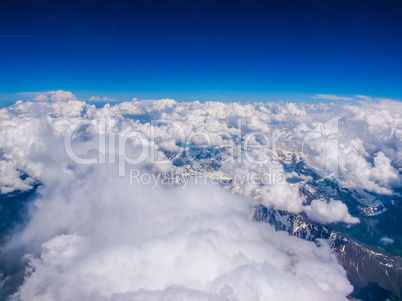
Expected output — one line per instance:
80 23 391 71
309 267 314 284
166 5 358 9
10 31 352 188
11 166 353 301
33 94 49 102
32 90 78 102
0 159 35 193
380 237 394 245
305 199 359 224
88 96 118 102
1 95 401 300
1 96 399 214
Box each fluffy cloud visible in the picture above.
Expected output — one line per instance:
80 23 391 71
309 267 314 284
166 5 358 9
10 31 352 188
380 237 394 245
2 96 400 214
33 90 78 102
1 94 401 300
306 199 359 224
0 159 35 193
34 94 49 102
11 166 352 301
88 96 118 102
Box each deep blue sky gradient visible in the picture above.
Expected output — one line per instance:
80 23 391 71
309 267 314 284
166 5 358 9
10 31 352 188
1 0 401 102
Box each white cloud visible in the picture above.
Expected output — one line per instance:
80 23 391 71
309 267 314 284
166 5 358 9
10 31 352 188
12 167 353 301
88 96 118 102
0 99 358 300
356 95 401 103
31 90 78 102
375 97 400 102
355 95 373 101
0 160 35 193
380 237 394 245
306 199 359 224
1 96 401 300
49 90 77 102
313 94 355 101
34 94 49 102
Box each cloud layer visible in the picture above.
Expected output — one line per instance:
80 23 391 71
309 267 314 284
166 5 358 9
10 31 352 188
13 168 352 301
0 92 401 300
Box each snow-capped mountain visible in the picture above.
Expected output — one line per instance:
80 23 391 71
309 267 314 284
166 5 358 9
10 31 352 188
160 146 402 299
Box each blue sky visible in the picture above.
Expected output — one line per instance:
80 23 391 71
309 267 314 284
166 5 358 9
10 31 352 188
0 0 401 103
